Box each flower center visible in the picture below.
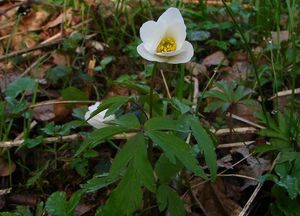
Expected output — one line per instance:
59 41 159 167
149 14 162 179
156 37 176 53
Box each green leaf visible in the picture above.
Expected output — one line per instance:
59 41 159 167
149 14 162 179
99 164 143 216
170 98 191 114
272 186 300 216
188 30 210 41
132 134 156 192
100 56 115 66
61 87 88 101
155 154 183 184
89 96 129 119
75 126 128 156
45 192 68 216
157 185 186 216
67 190 83 215
0 213 17 216
111 113 140 129
144 117 189 132
147 131 207 179
277 176 299 199
81 176 118 193
190 118 217 182
109 134 155 192
24 135 44 148
5 77 37 98
46 66 71 84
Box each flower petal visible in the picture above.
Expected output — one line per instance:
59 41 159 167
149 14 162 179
137 43 166 62
167 41 194 64
165 22 186 51
157 7 184 25
140 20 166 53
85 102 115 129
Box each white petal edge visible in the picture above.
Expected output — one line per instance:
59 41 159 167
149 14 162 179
137 43 166 62
165 22 186 51
140 21 166 53
167 41 194 64
157 7 184 25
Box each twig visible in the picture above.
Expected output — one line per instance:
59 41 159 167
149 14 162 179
239 153 279 216
217 140 255 149
191 153 254 188
217 174 258 182
0 188 12 196
269 88 300 100
14 121 37 141
183 0 253 9
0 134 83 148
20 53 50 77
213 127 258 136
227 113 265 129
29 100 96 108
0 40 61 62
160 69 171 99
0 132 137 148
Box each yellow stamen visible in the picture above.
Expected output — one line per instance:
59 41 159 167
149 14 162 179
156 37 176 53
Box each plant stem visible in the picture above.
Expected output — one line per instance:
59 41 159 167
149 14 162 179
176 64 185 99
149 63 157 119
221 0 269 126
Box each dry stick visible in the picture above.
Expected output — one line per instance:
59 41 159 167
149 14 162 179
0 40 61 62
0 188 12 196
217 140 255 149
160 69 171 99
0 132 136 148
227 113 265 129
183 0 253 9
20 53 50 78
269 88 300 100
183 76 209 216
14 121 37 141
239 153 280 216
191 153 254 188
0 134 82 148
217 174 258 182
29 100 97 108
213 127 258 136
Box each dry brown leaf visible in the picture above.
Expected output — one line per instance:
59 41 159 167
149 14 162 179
202 51 229 67
20 10 50 31
33 103 56 122
230 147 272 190
52 52 71 66
187 178 242 216
0 71 20 93
0 157 16 177
271 31 289 43
186 62 207 76
43 9 73 30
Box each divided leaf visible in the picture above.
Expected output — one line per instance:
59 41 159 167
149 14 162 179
157 185 186 216
97 164 143 216
189 118 217 182
147 131 207 179
75 126 128 156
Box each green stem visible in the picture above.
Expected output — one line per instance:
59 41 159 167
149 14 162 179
221 0 269 126
149 63 157 119
176 64 185 99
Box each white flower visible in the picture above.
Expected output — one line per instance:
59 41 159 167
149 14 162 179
137 7 194 64
84 102 116 129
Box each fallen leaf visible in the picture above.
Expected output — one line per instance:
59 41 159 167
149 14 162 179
186 62 207 76
202 51 229 67
0 157 16 177
185 178 242 216
271 31 289 44
52 52 71 66
33 103 55 122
